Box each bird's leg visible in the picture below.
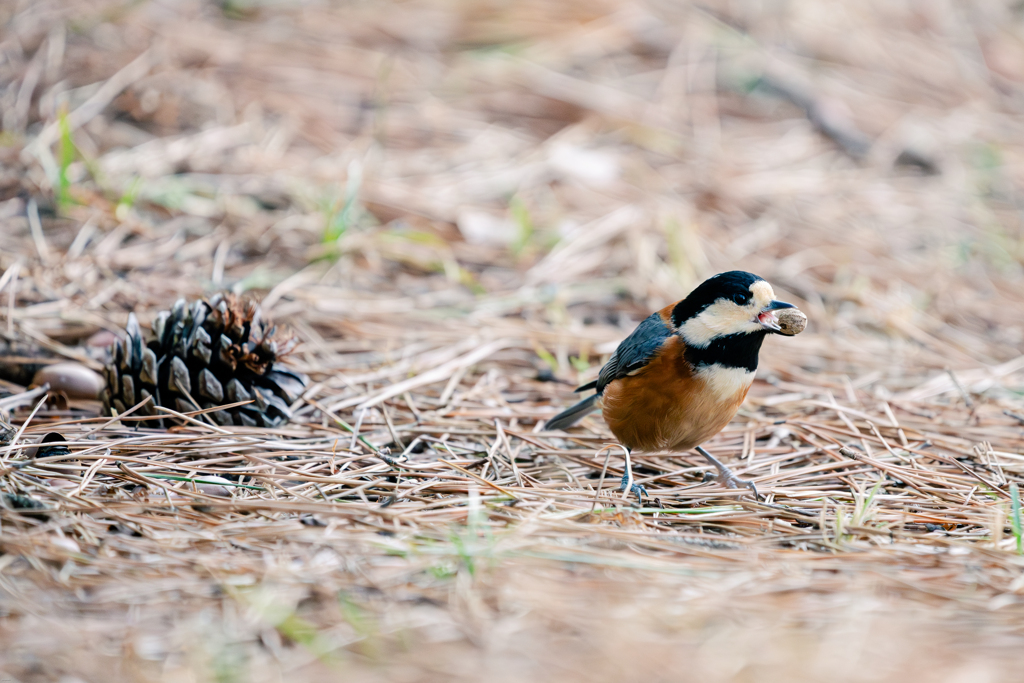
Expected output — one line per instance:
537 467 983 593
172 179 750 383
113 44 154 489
695 445 758 499
618 448 647 503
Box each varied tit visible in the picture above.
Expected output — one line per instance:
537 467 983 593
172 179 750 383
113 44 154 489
545 271 797 500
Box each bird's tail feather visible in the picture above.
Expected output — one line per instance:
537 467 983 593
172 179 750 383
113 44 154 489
545 394 600 431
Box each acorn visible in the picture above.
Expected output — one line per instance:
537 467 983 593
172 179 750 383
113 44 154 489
33 362 104 399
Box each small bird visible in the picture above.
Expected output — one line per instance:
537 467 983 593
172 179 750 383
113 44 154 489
545 271 796 500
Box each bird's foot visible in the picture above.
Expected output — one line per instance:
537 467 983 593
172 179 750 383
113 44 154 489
703 468 758 499
696 446 759 499
619 471 647 504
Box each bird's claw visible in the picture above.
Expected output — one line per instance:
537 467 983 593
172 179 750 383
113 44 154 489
703 469 759 500
725 474 759 500
619 472 647 503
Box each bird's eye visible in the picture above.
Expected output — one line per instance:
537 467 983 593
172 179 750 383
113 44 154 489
732 293 749 305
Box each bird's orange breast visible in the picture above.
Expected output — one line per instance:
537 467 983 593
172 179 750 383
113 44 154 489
600 335 753 453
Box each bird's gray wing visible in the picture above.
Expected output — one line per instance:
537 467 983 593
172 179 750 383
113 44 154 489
588 313 673 394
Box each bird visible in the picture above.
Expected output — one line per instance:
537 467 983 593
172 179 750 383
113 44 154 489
545 271 796 501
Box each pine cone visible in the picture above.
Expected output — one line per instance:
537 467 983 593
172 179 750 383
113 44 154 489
101 294 308 428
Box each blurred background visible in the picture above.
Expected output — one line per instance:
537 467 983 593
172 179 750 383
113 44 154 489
3 0 1024 363
2 0 1024 681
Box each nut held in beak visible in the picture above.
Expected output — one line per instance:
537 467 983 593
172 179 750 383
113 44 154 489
776 308 807 336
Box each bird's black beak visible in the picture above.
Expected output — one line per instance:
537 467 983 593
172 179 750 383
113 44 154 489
757 300 795 332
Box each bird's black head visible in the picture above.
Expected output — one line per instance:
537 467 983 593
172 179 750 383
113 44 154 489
670 271 766 328
671 271 795 371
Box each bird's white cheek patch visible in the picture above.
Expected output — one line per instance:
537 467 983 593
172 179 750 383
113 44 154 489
696 364 755 402
750 281 774 308
680 303 757 347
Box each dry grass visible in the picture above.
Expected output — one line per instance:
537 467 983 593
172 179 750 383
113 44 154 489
1 0 1024 681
